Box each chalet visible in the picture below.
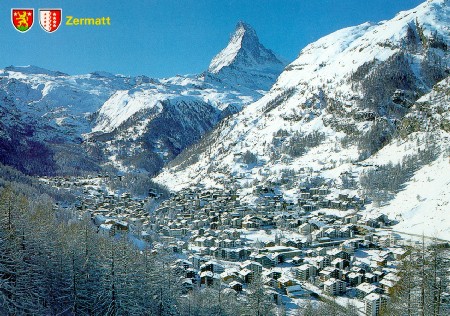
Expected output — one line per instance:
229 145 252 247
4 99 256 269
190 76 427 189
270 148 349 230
327 249 351 261
375 256 387 267
379 273 400 294
200 271 215 286
239 268 253 283
252 254 276 268
338 227 352 238
318 199 331 208
340 240 358 253
315 247 327 256
175 259 193 270
291 256 304 265
217 238 235 248
266 289 283 305
310 256 331 270
331 258 350 270
264 268 282 280
389 233 402 246
242 219 260 229
169 229 183 237
191 255 208 269
93 214 110 226
204 236 216 247
350 266 366 275
229 281 243 292
275 249 303 263
200 261 225 274
378 236 390 248
344 214 360 225
391 247 407 260
186 269 197 279
331 200 342 209
281 239 301 248
299 223 315 234
364 273 378 284
220 269 240 283
195 237 206 247
277 276 295 291
222 248 250 261
181 278 194 293
241 260 263 274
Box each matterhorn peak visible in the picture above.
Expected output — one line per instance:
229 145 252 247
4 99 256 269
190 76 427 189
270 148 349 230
233 21 259 46
208 21 284 73
206 21 285 90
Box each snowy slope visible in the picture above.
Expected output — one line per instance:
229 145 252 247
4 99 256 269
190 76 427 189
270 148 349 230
273 0 449 93
93 89 164 133
155 0 450 238
92 76 258 135
372 148 450 239
0 66 130 137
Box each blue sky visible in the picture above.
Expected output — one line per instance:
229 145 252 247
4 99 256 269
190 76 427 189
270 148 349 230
2 0 423 78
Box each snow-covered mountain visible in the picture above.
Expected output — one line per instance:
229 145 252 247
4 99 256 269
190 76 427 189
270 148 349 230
0 66 132 174
0 22 284 175
156 0 450 238
204 21 286 91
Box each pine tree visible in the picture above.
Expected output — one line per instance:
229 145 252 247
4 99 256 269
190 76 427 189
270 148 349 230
243 273 275 316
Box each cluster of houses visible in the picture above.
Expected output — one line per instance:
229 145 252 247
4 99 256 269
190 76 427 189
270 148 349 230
254 184 367 213
40 174 154 235
42 174 411 316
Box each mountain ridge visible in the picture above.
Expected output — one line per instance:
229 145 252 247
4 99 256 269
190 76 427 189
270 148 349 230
0 22 285 175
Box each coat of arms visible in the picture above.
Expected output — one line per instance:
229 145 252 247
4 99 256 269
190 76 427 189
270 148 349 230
39 9 62 33
12 9 34 33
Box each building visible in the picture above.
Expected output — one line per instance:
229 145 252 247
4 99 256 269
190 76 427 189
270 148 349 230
364 293 388 316
323 278 346 296
296 264 317 281
285 284 311 298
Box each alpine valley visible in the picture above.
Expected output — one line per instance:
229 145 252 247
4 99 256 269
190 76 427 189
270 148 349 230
1 1 450 315
157 0 450 240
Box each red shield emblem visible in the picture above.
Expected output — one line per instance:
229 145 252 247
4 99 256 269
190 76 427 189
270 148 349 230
12 9 34 33
39 9 62 33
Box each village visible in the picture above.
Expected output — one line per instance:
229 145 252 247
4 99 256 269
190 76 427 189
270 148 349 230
40 173 414 316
